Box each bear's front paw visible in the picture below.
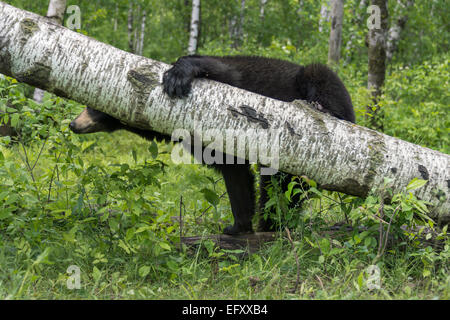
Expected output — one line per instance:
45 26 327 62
162 65 194 99
223 224 254 236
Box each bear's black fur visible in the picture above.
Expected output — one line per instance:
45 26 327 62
70 55 355 235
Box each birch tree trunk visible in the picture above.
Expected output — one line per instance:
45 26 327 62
45 0 66 24
327 0 344 66
260 0 267 21
229 15 237 44
187 0 200 55
367 0 388 130
33 0 66 103
137 9 146 56
113 2 118 33
133 5 139 54
127 2 134 53
319 0 330 33
238 0 245 42
230 0 245 49
259 0 268 41
0 2 449 219
386 0 413 62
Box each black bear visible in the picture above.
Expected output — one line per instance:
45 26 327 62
69 55 355 235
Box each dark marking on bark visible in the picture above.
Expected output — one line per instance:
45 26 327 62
228 106 240 117
390 167 397 174
15 62 51 89
80 62 89 74
110 106 119 115
363 131 387 195
0 40 11 76
19 18 39 43
127 64 159 127
343 178 369 197
129 70 153 88
418 165 429 180
45 23 58 32
46 16 64 26
240 105 269 129
321 179 368 198
127 65 159 93
227 105 269 129
284 121 301 138
447 180 450 190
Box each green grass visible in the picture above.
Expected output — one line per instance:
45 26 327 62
0 52 449 300
0 129 448 300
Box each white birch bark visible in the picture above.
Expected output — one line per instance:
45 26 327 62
386 23 401 62
0 2 449 219
113 2 118 32
386 0 413 62
327 0 344 66
239 0 245 36
133 5 139 54
319 0 330 33
260 0 267 20
33 0 66 103
127 2 134 53
230 0 245 49
137 9 146 56
45 0 66 24
187 0 200 55
229 16 237 43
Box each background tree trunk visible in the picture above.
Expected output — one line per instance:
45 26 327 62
260 0 267 21
45 0 66 24
230 0 245 49
319 0 330 33
0 2 448 219
33 0 66 103
187 0 200 55
259 0 268 42
136 9 146 56
127 2 134 53
367 0 388 130
113 2 118 33
386 0 413 62
133 5 140 54
127 3 146 56
327 0 344 66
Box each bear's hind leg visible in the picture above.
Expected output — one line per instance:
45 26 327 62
258 172 303 232
257 174 274 232
214 163 255 235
